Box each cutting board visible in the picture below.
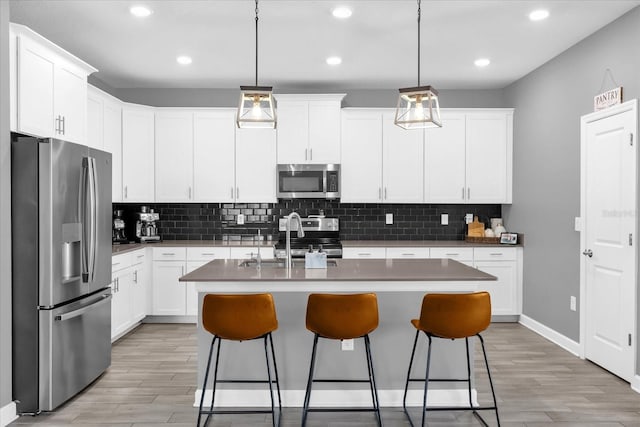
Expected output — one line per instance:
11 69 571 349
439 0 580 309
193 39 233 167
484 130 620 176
467 216 485 237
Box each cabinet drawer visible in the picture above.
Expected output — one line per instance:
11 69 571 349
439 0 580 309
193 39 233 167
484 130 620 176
187 247 230 261
342 247 386 259
111 253 132 272
430 247 474 261
386 247 430 259
131 249 146 265
473 247 516 261
229 246 274 260
152 247 187 261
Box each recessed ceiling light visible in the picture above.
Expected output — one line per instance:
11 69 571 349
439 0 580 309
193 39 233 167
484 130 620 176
326 56 342 66
332 7 352 19
176 56 192 65
474 58 491 68
529 9 549 21
130 5 152 18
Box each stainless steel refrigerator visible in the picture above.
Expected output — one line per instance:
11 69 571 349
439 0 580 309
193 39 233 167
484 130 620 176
12 135 112 414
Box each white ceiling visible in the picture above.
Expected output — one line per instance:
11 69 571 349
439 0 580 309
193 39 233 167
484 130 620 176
9 0 640 90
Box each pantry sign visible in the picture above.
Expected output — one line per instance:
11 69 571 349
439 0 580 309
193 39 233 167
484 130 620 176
594 87 623 111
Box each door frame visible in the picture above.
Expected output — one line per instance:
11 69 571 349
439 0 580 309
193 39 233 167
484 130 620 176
579 99 638 383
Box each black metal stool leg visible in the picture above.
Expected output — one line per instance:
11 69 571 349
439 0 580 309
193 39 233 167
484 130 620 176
205 337 222 426
302 333 320 427
268 333 282 426
403 330 420 426
364 334 383 427
263 335 277 427
421 334 433 427
465 337 474 408
197 336 218 427
479 333 501 427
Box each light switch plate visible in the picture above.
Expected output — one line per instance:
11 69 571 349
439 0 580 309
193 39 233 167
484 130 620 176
574 217 582 232
386 213 393 225
570 296 577 311
465 213 474 224
341 339 354 351
237 213 245 225
441 214 449 225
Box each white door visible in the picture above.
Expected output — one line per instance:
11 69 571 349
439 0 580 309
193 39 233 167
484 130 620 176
152 261 186 316
581 100 637 382
155 111 194 202
54 63 87 144
425 113 466 203
276 101 308 164
86 88 104 149
103 98 123 202
131 263 147 323
122 106 155 201
308 101 341 164
235 127 277 202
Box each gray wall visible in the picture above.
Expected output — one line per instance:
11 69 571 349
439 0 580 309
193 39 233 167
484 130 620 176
503 6 640 348
1 0 12 411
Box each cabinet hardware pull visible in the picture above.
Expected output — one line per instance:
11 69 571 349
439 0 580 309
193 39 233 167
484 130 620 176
231 187 234 199
61 116 65 135
489 253 502 256
445 253 459 256
310 148 313 160
358 253 371 256
188 187 192 199
467 187 471 199
137 254 144 258
112 262 120 266
124 186 128 199
133 271 138 283
305 149 308 161
162 253 176 256
236 187 239 199
201 253 216 256
378 188 382 200
385 188 388 200
402 253 415 256
462 188 465 200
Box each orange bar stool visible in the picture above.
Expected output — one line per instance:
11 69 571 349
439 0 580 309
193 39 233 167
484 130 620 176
302 293 382 426
402 291 500 427
197 293 282 427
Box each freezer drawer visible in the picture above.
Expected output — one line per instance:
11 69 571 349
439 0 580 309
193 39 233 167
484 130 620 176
39 290 112 411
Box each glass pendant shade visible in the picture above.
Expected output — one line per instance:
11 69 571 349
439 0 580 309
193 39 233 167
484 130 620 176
237 86 276 129
394 85 442 129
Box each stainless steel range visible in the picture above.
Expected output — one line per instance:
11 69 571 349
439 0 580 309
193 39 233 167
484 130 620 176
274 217 342 258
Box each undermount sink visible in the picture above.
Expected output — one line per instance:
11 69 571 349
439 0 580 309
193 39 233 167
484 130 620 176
239 258 337 268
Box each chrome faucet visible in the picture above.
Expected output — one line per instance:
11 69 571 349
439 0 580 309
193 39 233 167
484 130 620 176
285 212 305 269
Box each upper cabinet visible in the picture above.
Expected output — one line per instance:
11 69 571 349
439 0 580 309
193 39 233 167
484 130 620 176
122 104 155 202
275 94 345 164
235 127 278 203
10 24 97 144
425 109 513 204
155 110 194 202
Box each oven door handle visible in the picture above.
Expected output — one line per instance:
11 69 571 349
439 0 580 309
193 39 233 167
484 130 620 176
55 294 112 322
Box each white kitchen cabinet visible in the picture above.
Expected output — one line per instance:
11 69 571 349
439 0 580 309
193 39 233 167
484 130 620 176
130 251 148 323
152 261 186 316
185 247 230 316
430 247 474 267
229 246 275 260
474 247 519 316
275 94 344 164
193 110 236 202
235 128 277 203
341 110 384 202
111 253 133 341
341 109 423 203
342 247 386 259
155 111 194 202
122 104 155 202
87 85 123 201
386 247 430 259
10 24 96 144
424 109 513 204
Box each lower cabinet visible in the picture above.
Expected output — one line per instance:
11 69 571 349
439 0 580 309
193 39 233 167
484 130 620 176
152 260 187 316
342 247 386 259
130 253 147 322
111 249 147 341
111 266 133 339
473 247 520 316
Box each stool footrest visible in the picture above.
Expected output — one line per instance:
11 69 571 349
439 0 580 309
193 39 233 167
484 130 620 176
408 377 470 383
313 379 371 383
215 379 278 384
307 407 379 413
415 405 498 412
199 409 276 415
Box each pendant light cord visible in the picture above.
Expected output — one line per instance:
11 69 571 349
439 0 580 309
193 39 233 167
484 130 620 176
417 0 421 87
255 0 259 86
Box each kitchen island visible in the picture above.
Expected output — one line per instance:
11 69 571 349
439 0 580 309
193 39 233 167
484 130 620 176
180 258 496 408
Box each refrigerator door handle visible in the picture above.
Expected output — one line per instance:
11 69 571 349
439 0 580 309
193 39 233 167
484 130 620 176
54 294 111 322
88 157 98 283
81 157 98 283
81 158 90 281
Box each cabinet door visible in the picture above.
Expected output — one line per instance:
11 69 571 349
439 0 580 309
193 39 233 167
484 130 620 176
308 101 341 164
103 98 123 202
193 111 236 202
185 261 208 317
276 101 308 164
425 113 467 203
111 271 132 340
16 35 55 138
155 111 194 202
342 247 386 259
382 113 424 203
465 113 508 203
235 128 277 203
341 111 383 202
86 88 103 149
229 246 274 260
152 261 186 316
386 247 430 259
54 62 87 144
474 261 518 315
122 106 155 201
131 263 147 323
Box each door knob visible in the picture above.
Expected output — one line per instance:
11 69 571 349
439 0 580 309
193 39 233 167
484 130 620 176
582 249 593 257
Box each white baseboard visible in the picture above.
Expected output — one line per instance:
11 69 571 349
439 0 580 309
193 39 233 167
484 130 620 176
193 388 478 408
519 314 581 356
0 401 17 427
631 375 640 394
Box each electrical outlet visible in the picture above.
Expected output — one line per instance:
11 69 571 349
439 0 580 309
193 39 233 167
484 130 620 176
237 213 245 225
465 213 473 224
341 339 354 351
385 213 393 225
441 214 449 225
570 296 577 311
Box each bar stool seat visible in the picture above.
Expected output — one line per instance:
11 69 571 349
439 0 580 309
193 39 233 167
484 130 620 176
302 293 382 426
403 291 500 427
197 293 282 427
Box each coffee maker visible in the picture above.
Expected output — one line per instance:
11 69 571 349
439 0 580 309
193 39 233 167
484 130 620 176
134 206 161 243
112 210 128 244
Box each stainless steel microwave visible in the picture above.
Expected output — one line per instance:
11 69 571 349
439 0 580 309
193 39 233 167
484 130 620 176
277 164 340 199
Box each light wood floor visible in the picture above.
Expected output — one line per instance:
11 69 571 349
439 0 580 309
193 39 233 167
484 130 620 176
10 322 640 426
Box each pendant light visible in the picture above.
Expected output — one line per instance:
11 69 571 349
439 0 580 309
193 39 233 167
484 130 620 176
394 0 442 129
237 0 276 129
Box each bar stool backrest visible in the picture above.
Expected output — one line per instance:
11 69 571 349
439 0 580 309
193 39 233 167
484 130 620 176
202 293 278 340
416 292 491 339
306 293 379 339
